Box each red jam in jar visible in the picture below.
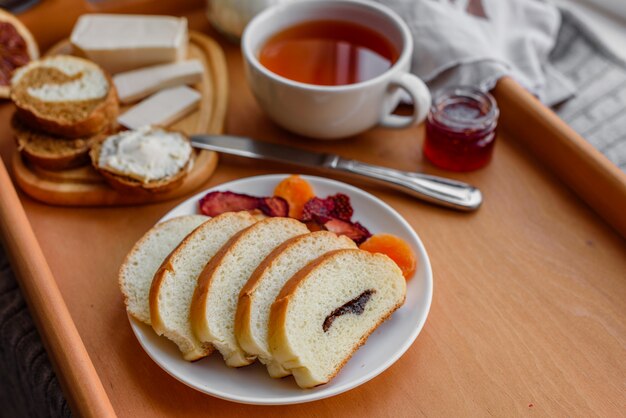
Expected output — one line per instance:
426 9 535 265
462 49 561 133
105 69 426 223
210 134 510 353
423 86 499 172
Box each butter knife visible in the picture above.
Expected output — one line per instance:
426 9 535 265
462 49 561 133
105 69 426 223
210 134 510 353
191 134 482 211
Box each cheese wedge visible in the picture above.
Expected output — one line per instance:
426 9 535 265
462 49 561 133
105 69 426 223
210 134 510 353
117 86 201 129
113 60 203 104
71 14 187 74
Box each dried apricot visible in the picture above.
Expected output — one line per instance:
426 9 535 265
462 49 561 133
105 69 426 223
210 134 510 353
274 175 315 219
360 234 417 279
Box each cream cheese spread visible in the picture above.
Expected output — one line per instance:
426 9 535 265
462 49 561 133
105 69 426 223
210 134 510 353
12 56 109 102
98 127 192 183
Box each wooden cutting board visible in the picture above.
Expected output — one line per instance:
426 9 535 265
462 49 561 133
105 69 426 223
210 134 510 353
12 31 226 206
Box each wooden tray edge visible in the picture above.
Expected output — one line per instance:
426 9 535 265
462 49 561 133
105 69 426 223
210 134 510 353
0 158 117 418
494 77 626 239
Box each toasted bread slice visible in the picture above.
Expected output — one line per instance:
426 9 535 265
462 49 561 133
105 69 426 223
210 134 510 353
119 215 209 325
90 127 193 194
268 249 406 388
150 212 258 361
10 55 118 138
236 231 356 378
190 217 309 367
12 112 108 170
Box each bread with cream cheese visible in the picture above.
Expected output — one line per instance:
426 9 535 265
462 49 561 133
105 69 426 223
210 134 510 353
90 126 193 193
268 249 406 388
10 55 118 138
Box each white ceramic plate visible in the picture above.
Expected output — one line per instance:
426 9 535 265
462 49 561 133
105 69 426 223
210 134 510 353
129 174 433 405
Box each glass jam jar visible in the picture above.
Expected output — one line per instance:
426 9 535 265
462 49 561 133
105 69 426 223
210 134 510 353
423 86 499 172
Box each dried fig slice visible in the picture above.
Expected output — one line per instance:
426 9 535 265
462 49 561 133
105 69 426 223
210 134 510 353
0 9 38 98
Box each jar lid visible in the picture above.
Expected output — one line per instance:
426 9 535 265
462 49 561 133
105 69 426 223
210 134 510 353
429 86 499 132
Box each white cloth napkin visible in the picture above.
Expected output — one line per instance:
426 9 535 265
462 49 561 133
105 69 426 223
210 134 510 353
376 0 576 105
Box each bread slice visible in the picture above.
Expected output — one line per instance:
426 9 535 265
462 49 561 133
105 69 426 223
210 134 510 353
10 55 118 138
268 249 406 388
118 215 209 325
90 127 193 194
236 231 356 378
190 217 309 367
150 212 258 361
12 112 108 170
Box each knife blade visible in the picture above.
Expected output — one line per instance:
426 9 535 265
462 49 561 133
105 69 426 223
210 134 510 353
190 134 482 211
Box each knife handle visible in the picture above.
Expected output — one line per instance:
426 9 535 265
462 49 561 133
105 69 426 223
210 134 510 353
332 158 482 211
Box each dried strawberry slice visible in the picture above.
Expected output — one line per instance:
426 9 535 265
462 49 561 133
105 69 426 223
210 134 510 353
323 218 372 245
301 193 353 222
258 196 289 217
199 191 289 218
328 193 353 221
301 197 332 222
199 191 260 216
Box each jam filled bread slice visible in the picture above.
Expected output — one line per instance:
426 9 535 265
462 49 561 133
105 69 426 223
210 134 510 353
118 215 209 325
11 55 118 138
268 249 406 388
236 231 356 378
150 212 258 361
190 217 309 367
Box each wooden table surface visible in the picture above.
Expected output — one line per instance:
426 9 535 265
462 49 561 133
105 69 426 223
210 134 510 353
1 4 625 418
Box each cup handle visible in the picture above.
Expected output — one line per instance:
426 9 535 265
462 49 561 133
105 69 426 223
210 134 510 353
379 72 431 129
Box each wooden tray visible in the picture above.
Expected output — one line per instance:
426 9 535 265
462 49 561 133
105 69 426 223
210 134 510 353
12 31 226 206
1 7 625 418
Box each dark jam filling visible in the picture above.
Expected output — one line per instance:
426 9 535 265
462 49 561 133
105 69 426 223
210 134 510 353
0 21 30 86
322 289 376 333
423 88 498 172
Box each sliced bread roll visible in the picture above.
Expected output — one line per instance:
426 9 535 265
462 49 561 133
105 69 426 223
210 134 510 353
12 112 108 170
236 231 356 378
150 212 258 361
90 127 193 194
268 249 406 388
190 217 309 367
118 215 209 325
11 55 118 138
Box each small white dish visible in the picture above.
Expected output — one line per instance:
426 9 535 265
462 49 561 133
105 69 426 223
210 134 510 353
129 174 433 405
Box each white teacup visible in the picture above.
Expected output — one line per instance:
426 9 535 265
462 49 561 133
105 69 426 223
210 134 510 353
242 0 431 139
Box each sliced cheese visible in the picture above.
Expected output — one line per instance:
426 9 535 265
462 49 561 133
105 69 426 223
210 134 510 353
113 60 203 104
117 86 201 130
70 14 188 74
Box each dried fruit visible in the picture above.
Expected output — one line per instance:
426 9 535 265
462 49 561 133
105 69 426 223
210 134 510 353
360 234 417 279
323 218 371 245
301 193 353 223
0 10 38 98
257 196 289 217
327 193 353 221
199 191 288 217
274 175 315 218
